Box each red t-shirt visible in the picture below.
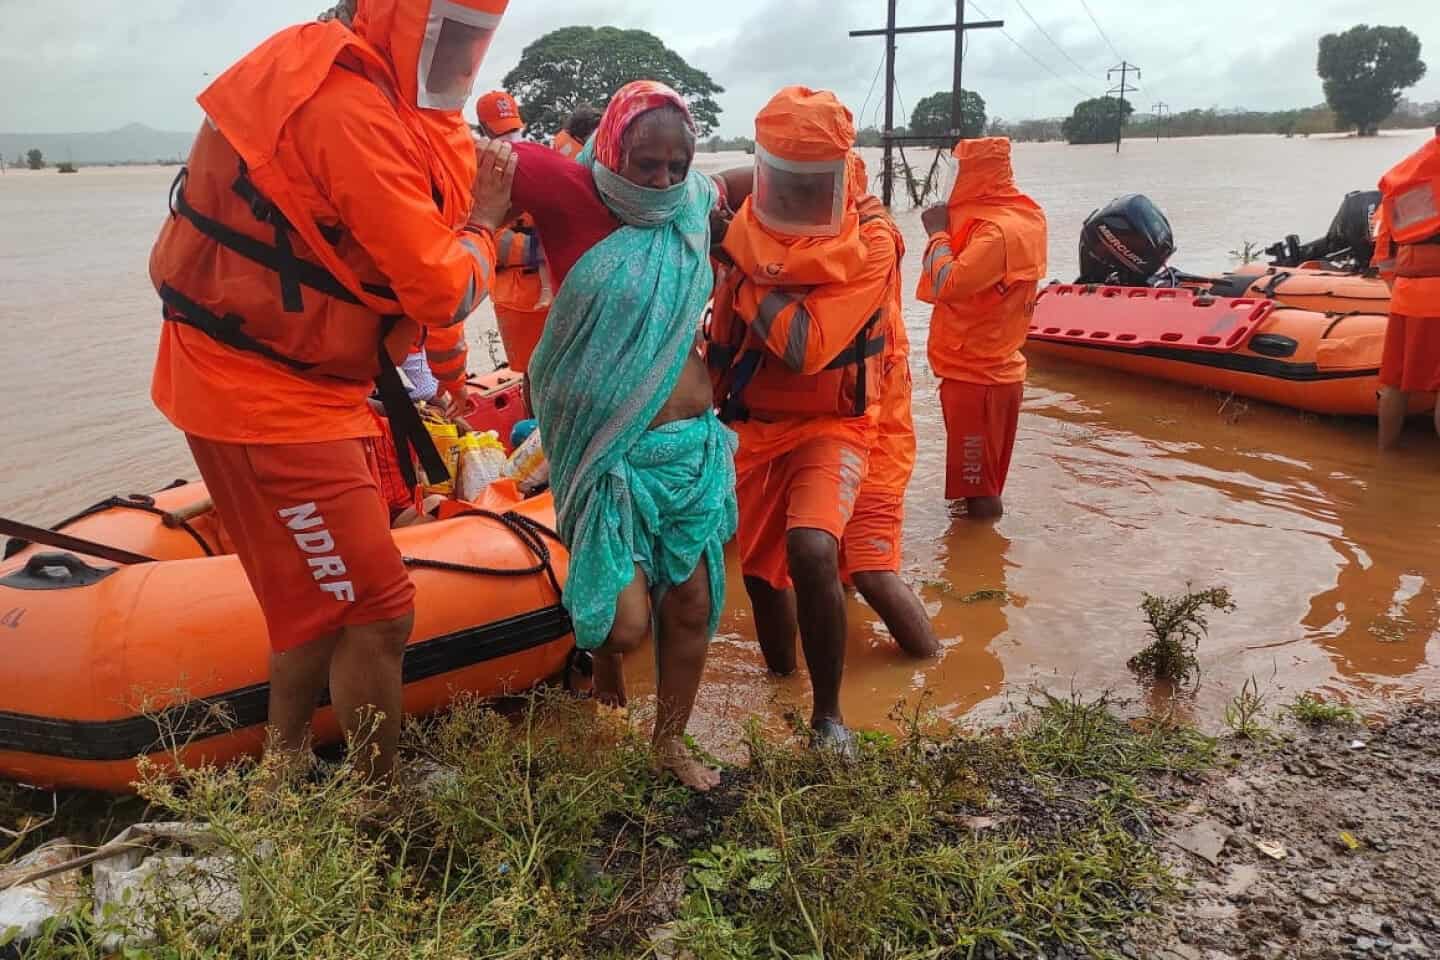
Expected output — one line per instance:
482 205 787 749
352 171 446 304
510 142 619 285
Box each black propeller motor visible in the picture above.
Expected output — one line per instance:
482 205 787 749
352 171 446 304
1077 194 1177 286
1263 189 1380 272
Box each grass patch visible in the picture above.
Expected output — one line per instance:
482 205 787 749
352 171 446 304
12 692 1216 959
1224 677 1271 741
1127 586 1235 685
1286 692 1360 728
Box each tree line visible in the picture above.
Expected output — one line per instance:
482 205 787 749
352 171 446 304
501 21 1427 154
1057 24 1428 145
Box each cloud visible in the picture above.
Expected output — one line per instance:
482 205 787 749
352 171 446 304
0 0 1436 134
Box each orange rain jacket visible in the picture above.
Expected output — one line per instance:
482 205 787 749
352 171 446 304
848 152 914 498
150 2 500 447
919 137 1047 386
553 130 585 159
708 89 901 467
1375 129 1440 317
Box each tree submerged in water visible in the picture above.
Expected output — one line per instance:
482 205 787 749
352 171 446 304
1128 586 1235 685
1317 25 1427 137
909 89 988 144
1063 97 1133 145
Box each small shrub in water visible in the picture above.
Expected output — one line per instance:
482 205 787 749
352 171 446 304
1128 586 1236 685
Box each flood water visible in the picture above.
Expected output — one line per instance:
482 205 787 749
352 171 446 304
2 132 1437 745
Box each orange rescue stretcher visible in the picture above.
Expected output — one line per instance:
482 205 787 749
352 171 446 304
1027 284 1432 416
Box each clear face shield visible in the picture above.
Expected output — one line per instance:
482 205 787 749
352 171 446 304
416 0 501 111
752 144 847 238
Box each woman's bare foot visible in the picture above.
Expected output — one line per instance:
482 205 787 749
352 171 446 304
655 736 721 791
592 650 628 707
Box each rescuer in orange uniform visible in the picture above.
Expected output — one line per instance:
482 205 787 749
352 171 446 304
552 105 601 159
475 90 554 374
1375 126 1440 450
709 88 906 752
149 0 514 781
841 154 940 660
918 137 1047 520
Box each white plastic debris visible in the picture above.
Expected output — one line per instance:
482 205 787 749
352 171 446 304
91 822 240 949
0 838 85 943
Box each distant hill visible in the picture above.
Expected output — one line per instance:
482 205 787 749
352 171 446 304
0 123 193 166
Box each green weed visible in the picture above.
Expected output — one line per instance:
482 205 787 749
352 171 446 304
1128 586 1236 685
1286 692 1360 728
14 691 1212 959
1224 676 1271 741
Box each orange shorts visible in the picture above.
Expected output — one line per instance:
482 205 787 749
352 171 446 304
495 305 548 374
939 379 1024 500
736 438 868 590
840 490 904 576
187 435 415 652
1379 315 1440 393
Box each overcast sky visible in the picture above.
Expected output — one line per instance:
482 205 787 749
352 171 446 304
1 0 1437 136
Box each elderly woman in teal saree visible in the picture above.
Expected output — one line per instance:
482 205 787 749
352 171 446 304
526 82 737 791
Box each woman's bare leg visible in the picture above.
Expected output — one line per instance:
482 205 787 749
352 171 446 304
654 559 721 791
593 566 650 707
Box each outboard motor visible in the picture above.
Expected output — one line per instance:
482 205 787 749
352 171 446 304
1325 189 1380 269
1263 190 1380 271
1077 194 1177 286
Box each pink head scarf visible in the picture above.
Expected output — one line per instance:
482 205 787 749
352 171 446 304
593 80 696 171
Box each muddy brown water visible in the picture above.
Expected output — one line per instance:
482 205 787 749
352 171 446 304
1 132 1436 748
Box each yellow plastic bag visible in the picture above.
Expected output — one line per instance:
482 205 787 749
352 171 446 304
503 428 549 496
420 411 461 496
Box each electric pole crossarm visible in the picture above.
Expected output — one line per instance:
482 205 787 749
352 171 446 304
851 1 1003 206
849 20 1003 37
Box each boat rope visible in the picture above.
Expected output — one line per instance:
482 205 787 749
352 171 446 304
401 508 565 598
2 482 216 560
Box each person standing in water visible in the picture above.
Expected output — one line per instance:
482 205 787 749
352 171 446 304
709 87 905 753
919 138 1047 520
711 150 939 667
508 81 737 791
149 0 514 782
1375 127 1440 450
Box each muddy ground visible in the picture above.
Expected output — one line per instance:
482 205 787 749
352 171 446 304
1131 704 1440 960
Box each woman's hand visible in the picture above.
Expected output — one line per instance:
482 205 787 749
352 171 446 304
468 138 518 232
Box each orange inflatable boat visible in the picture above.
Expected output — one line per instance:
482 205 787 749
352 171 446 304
0 473 571 792
1210 265 1391 316
1027 284 1431 416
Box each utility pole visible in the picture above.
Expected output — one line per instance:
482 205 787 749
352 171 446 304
1151 102 1169 141
1107 61 1140 153
851 2 1004 206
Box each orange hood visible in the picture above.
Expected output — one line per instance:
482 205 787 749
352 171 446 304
946 137 1047 285
353 0 506 111
725 88 866 285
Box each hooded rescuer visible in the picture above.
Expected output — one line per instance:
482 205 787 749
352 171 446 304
709 87 917 752
919 138 1047 520
148 0 516 782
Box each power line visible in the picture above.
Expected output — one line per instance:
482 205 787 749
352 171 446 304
970 0 1097 100
1078 0 1123 61
858 51 885 129
1010 0 1096 80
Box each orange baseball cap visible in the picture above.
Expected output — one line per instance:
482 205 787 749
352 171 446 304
475 90 524 135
